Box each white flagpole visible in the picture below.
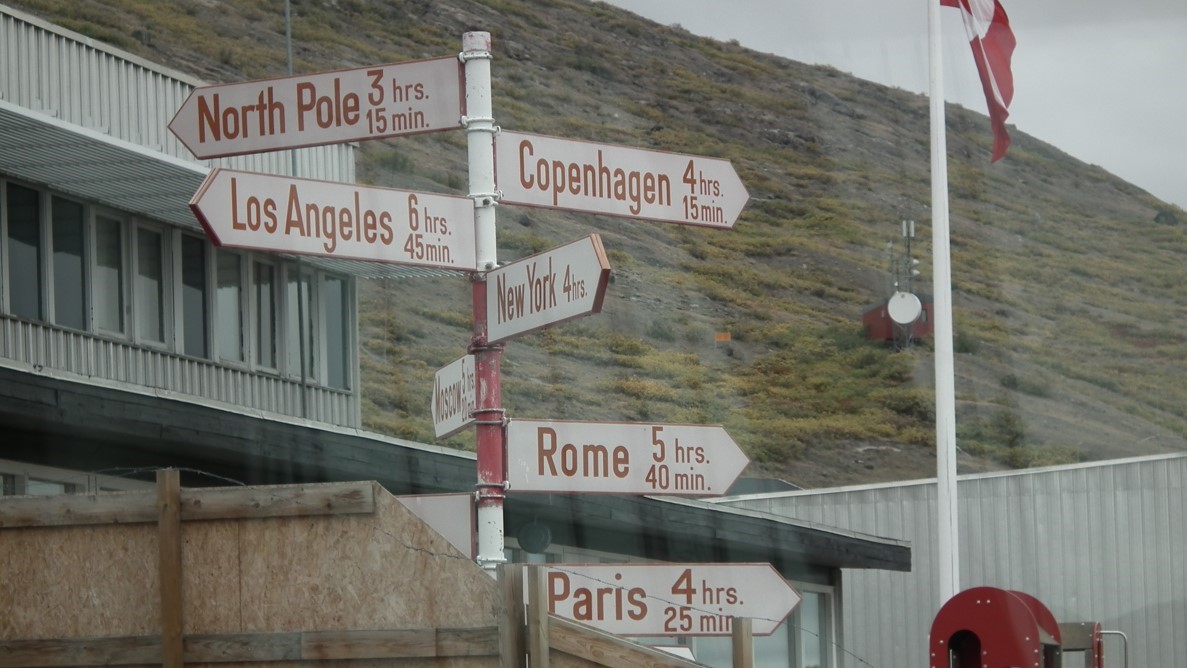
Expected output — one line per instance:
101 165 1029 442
928 0 960 605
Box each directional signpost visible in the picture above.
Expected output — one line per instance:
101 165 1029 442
485 234 611 344
495 130 749 229
190 168 477 271
544 563 800 636
173 34 762 604
169 57 463 159
506 419 748 496
432 354 477 439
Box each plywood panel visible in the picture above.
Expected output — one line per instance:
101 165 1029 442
0 523 157 639
183 520 243 635
235 484 496 633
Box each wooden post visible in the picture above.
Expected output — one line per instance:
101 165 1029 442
156 469 183 668
526 566 549 668
498 564 526 668
731 617 753 668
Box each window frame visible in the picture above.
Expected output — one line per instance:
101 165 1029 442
283 262 318 383
320 271 354 391
214 247 249 367
250 257 281 373
2 179 48 322
48 193 90 332
175 231 212 359
791 583 836 668
130 222 172 349
90 210 128 337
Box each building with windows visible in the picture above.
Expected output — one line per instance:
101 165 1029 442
0 6 911 668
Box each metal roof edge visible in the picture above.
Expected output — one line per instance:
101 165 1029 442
0 98 210 176
711 452 1187 502
653 495 910 550
0 356 476 463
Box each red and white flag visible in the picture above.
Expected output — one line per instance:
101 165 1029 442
941 0 1016 162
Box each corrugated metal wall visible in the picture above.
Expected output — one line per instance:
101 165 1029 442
0 318 355 425
0 6 354 182
718 455 1187 668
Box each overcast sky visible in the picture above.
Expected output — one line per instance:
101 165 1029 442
606 0 1187 210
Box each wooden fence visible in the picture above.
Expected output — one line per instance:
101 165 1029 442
0 471 754 668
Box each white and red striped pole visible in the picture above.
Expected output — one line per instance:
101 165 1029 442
461 31 506 570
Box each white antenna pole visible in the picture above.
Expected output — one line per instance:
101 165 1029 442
929 0 960 605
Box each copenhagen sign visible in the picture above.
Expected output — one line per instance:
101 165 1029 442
190 168 477 271
505 419 748 496
495 130 749 229
485 234 611 344
545 563 801 636
169 57 464 159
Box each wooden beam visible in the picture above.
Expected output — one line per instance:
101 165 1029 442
526 566 550 668
302 628 498 660
0 636 160 667
549 617 704 668
0 628 500 667
0 481 375 528
179 481 375 520
0 490 156 528
184 632 301 662
157 469 183 668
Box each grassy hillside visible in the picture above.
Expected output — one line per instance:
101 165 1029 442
12 0 1186 487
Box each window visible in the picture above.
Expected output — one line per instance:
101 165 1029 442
52 197 86 330
25 478 76 495
134 227 166 343
254 261 277 368
6 182 42 320
0 180 357 393
180 235 208 358
796 591 828 668
216 251 243 362
285 269 314 379
690 586 831 668
323 275 350 389
93 216 124 333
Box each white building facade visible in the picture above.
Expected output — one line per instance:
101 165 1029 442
1 4 372 425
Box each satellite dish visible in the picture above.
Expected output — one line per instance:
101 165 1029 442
887 291 923 325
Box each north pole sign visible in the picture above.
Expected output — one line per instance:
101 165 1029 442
495 131 749 228
190 168 477 271
169 57 464 159
505 420 748 496
544 563 800 636
484 234 611 344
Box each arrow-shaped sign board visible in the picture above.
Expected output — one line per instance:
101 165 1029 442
544 563 800 636
169 56 463 159
485 234 611 344
432 354 477 439
190 168 477 271
495 131 748 229
506 420 748 496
